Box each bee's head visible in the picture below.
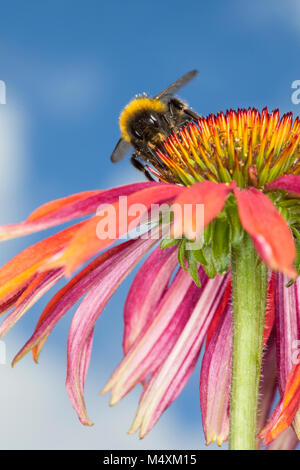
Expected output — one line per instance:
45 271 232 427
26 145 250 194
119 97 167 143
128 110 165 142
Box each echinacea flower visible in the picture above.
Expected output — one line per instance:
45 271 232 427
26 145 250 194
1 107 300 450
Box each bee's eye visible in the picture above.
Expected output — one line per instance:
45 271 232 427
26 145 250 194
148 114 159 126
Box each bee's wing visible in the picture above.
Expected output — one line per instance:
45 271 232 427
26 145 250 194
155 70 198 102
110 138 132 163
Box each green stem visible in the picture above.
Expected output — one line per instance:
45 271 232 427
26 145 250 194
229 234 268 450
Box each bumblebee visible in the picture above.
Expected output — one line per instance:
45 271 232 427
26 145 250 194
110 70 200 181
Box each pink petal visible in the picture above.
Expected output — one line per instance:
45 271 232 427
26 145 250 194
274 274 300 392
0 182 158 241
265 175 300 197
102 267 206 405
206 277 232 346
274 274 300 435
123 244 178 354
65 233 159 425
200 301 232 446
234 187 296 277
129 274 228 438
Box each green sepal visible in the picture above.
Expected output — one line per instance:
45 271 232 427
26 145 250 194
202 246 217 278
160 237 179 250
192 247 208 265
212 218 231 274
187 251 201 287
226 203 244 247
204 220 214 245
178 238 187 270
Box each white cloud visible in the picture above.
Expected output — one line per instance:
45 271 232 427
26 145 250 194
0 334 213 450
0 103 28 222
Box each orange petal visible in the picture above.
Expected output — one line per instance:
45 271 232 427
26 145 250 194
0 222 84 300
234 188 296 278
260 361 300 443
46 184 183 276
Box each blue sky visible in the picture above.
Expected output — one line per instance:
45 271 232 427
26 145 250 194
0 0 299 450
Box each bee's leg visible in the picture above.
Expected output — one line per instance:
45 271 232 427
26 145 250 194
130 154 155 181
184 108 201 120
168 97 200 121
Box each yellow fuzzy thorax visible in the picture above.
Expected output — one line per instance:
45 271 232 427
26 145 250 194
119 97 167 142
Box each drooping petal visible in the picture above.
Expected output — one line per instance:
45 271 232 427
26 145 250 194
171 181 235 240
46 184 183 276
274 274 300 393
200 300 232 446
257 336 277 440
234 187 296 277
265 175 300 197
266 426 299 450
102 267 206 405
129 274 228 438
0 182 159 241
123 244 178 354
65 233 160 425
0 269 63 339
260 361 300 444
0 285 29 316
12 238 148 366
274 274 300 436
0 222 84 305
205 277 231 346
264 273 275 346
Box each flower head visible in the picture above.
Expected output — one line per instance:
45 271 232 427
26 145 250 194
1 107 300 449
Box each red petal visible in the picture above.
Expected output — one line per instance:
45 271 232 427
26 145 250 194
264 273 275 346
234 187 296 277
171 181 235 239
